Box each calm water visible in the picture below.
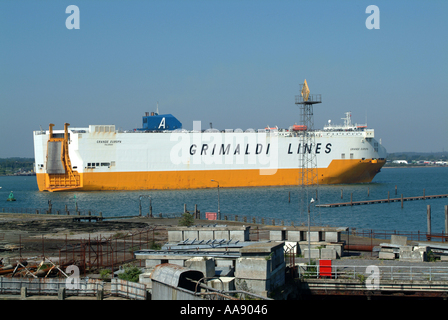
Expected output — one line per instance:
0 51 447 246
0 167 447 232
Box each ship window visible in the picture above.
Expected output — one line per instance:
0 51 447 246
350 153 354 159
96 163 99 167
341 153 345 159
87 163 91 167
101 162 110 167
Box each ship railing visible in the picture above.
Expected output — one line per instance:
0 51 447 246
295 94 322 104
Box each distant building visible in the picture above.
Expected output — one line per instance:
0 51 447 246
392 160 408 164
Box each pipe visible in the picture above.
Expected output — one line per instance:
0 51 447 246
344 244 374 252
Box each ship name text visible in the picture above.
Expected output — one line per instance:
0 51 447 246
189 143 332 155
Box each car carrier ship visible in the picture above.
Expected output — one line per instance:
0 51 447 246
33 109 387 192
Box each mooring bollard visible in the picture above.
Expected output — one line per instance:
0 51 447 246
97 289 104 300
58 287 66 300
21 287 27 299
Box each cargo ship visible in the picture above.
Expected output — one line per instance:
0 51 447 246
33 110 387 192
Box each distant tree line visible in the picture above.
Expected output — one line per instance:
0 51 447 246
0 158 34 176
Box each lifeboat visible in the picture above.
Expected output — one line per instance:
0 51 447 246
292 125 307 131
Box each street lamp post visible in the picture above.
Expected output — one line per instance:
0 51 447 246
211 180 220 220
308 197 315 264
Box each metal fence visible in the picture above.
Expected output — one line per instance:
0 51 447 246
298 264 448 282
110 278 147 300
0 277 104 296
345 228 448 243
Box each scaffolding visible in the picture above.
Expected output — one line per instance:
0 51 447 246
294 81 321 226
1 227 162 278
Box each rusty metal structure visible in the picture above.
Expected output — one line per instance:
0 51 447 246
1 226 161 278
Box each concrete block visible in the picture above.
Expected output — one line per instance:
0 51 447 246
413 246 428 261
329 244 343 257
168 230 183 242
235 257 271 280
321 247 337 260
399 246 413 253
198 230 214 241
325 231 340 243
391 235 407 246
400 250 425 262
303 248 320 260
209 277 235 291
216 258 234 267
235 258 285 296
184 230 199 241
288 230 305 241
270 230 286 241
414 246 429 254
379 251 395 260
185 257 215 278
146 259 163 268
307 231 322 242
230 229 249 241
139 272 153 288
168 259 185 266
215 266 234 277
215 230 230 240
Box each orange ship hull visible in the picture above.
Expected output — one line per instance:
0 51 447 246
36 159 385 192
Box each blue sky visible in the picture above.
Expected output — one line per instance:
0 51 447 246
1 0 447 157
